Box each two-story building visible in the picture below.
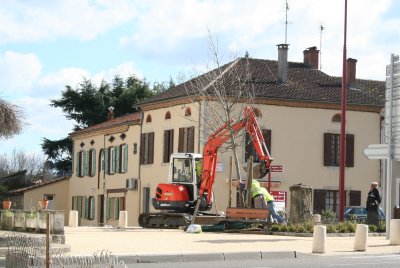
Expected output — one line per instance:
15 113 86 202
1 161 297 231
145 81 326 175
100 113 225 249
69 45 385 226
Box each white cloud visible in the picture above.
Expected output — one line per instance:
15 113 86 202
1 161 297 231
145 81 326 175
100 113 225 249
39 68 90 89
92 62 143 85
0 51 42 95
0 0 137 43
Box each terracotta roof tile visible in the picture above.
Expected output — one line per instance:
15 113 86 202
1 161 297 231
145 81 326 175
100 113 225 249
70 112 141 136
140 58 385 107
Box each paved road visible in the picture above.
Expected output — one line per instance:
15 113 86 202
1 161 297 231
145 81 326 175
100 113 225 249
121 254 400 267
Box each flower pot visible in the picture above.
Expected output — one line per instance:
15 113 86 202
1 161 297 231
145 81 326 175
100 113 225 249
2 201 11 210
38 199 49 210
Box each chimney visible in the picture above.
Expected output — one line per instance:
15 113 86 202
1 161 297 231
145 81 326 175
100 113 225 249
346 58 357 85
303 46 319 69
107 106 115 121
277 44 289 84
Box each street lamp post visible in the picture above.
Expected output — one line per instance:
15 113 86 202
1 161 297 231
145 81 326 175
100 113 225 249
338 0 348 222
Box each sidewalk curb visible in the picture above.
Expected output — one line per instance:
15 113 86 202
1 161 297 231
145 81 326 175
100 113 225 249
122 250 297 264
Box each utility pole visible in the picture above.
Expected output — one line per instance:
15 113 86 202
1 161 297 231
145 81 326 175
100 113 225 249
339 0 348 222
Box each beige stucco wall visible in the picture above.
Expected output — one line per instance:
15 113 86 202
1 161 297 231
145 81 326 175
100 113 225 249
68 100 381 227
23 179 70 225
141 101 381 216
70 123 141 226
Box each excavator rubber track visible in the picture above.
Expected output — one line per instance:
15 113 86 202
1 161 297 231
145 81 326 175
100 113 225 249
138 212 192 229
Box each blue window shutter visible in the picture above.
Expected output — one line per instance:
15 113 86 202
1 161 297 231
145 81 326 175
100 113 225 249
115 146 120 173
92 149 96 176
104 148 109 174
76 152 80 176
106 197 110 220
84 197 89 219
124 145 128 173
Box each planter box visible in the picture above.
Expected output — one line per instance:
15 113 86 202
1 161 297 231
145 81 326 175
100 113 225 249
14 211 26 229
1 211 14 229
37 211 52 231
25 213 37 230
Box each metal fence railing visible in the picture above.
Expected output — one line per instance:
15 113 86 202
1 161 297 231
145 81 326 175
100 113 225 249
2 232 126 267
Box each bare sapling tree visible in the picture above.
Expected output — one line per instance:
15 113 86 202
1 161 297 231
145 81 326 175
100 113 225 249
0 149 47 181
182 31 256 207
0 98 25 139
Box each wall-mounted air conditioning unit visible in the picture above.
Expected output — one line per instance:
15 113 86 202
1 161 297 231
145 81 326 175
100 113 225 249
126 178 138 190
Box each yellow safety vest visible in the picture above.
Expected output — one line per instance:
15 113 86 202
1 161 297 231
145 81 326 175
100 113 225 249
261 187 274 202
251 180 263 198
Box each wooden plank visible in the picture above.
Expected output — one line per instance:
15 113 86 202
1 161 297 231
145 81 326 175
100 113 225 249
226 207 269 219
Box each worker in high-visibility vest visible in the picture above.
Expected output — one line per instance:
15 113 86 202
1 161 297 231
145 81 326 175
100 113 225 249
251 180 268 209
251 180 286 224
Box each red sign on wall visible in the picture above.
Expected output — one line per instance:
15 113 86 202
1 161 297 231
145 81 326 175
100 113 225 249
270 165 283 173
271 191 287 202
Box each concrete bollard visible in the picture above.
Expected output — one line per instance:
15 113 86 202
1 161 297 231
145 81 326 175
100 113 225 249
390 219 400 245
354 224 368 251
68 210 78 227
119 211 128 228
312 225 326 253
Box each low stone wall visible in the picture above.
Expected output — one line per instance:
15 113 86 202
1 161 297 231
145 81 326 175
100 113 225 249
0 210 65 243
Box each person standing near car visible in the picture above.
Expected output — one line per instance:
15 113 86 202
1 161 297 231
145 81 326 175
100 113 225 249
366 182 381 226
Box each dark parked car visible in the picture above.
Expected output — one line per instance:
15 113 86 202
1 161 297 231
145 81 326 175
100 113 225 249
344 206 385 222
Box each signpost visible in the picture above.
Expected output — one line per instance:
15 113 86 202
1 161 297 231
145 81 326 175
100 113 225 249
384 54 400 238
364 54 400 239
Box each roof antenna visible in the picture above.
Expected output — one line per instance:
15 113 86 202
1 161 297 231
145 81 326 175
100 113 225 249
319 25 325 70
285 0 289 44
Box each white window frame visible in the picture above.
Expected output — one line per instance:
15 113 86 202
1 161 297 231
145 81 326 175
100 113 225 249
100 150 105 172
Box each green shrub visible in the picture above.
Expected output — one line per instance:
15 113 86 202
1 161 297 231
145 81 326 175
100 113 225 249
287 224 296 233
326 224 337 233
321 210 337 224
270 224 280 232
280 224 288 232
369 225 378 232
303 222 314 233
377 220 386 233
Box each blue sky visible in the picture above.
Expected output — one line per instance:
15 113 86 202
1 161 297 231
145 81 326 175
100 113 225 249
0 0 399 158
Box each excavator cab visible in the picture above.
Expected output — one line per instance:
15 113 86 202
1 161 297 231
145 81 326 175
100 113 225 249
152 153 203 212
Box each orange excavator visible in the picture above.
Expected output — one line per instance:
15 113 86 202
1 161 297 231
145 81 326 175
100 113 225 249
138 107 272 228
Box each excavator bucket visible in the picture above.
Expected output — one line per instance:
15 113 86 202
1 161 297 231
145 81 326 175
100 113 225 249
243 160 269 178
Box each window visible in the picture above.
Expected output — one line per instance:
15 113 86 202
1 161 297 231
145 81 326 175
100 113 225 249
323 133 354 167
107 196 125 220
185 107 191 116
109 147 115 174
99 149 105 172
146 114 152 123
172 158 193 183
165 111 171 119
44 195 54 210
89 149 96 177
77 151 84 177
163 129 174 163
120 144 128 173
143 187 150 213
72 196 84 219
326 190 339 212
178 127 194 153
313 189 347 213
252 107 262 117
332 113 341 122
245 129 271 162
349 190 361 206
140 132 154 164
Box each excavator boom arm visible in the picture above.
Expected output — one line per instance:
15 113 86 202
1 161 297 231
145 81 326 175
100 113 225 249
199 107 272 204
